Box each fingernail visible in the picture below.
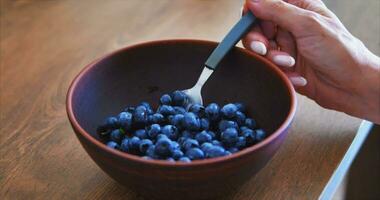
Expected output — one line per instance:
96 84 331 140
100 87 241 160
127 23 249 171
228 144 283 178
273 55 295 67
290 76 307 86
250 41 267 55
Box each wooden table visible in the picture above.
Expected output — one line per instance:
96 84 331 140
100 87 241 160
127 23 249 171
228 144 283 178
1 0 379 199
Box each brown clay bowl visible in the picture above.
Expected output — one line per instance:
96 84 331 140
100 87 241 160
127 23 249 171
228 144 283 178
66 39 297 200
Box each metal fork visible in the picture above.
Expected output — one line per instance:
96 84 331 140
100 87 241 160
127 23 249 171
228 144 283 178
182 11 257 105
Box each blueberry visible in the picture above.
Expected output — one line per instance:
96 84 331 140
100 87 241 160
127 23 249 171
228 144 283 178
142 156 152 160
157 105 176 116
171 141 180 150
195 130 212 144
205 103 220 121
124 106 135 113
118 112 133 130
120 138 129 152
171 90 188 106
166 157 175 162
110 129 123 143
182 139 199 151
140 102 154 115
205 146 227 158
228 147 239 153
128 136 140 150
183 112 200 131
161 125 178 140
221 103 238 118
139 139 153 153
235 136 246 149
156 134 169 141
234 103 245 112
200 118 210 130
160 94 172 105
181 130 193 138
134 105 148 124
147 124 161 139
240 126 250 132
146 145 158 159
155 138 173 157
135 129 148 139
186 148 204 160
245 118 257 129
188 104 205 117
173 106 187 115
242 128 255 145
255 129 266 142
178 157 191 162
201 142 213 152
170 114 184 128
221 128 239 145
104 117 118 129
225 151 232 156
150 113 165 124
234 111 246 126
211 140 222 147
177 137 187 146
207 131 216 139
172 149 184 160
218 120 238 132
106 141 119 149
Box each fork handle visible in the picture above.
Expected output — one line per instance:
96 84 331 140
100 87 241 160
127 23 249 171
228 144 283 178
205 11 257 70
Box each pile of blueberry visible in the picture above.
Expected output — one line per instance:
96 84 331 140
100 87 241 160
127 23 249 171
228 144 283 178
97 90 266 162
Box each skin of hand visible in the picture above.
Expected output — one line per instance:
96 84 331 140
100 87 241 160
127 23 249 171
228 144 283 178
242 0 380 124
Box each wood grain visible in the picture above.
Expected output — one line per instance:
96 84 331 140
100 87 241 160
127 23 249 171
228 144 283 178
0 0 378 199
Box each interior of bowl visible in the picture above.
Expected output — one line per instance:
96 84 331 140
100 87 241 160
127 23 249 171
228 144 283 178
70 40 292 150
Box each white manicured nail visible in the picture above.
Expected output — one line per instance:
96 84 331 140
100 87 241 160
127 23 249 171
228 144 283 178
250 41 267 55
289 76 307 86
273 55 295 67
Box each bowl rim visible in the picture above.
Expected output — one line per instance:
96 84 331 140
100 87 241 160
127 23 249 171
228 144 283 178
66 39 297 167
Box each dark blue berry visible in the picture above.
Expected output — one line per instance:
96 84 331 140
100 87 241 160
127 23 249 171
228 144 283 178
173 106 186 115
182 139 199 151
110 129 123 143
195 131 212 144
146 145 157 158
150 113 164 124
235 136 246 149
205 145 227 158
205 103 220 121
140 102 154 114
142 156 152 160
186 148 204 160
124 106 135 113
128 136 140 150
245 118 257 129
139 139 153 153
212 140 222 147
133 106 148 124
105 117 118 129
156 134 168 141
160 94 172 105
170 114 184 128
218 120 238 132
118 112 133 130
234 103 245 112
200 118 209 130
155 138 173 157
201 142 213 152
207 131 216 139
181 130 193 139
135 129 147 139
178 157 191 162
221 103 238 118
228 147 239 153
172 149 184 160
242 128 255 145
183 112 200 131
161 125 178 140
106 141 119 149
234 111 246 126
120 138 129 152
171 90 188 106
157 105 176 116
221 128 239 144
188 104 205 117
147 124 161 139
166 157 175 162
255 129 266 142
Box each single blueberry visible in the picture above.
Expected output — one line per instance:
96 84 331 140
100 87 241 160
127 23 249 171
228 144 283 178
255 129 266 142
133 105 148 124
160 94 172 105
118 112 133 130
228 147 239 153
124 106 135 113
128 136 140 150
139 139 153 153
106 141 119 149
167 115 174 122
171 149 184 160
240 126 250 132
200 118 210 130
140 102 154 115
170 114 184 128
221 128 239 145
242 128 255 145
195 130 212 144
218 120 238 132
205 145 227 158
161 125 178 140
205 103 220 121
182 138 199 151
178 157 191 162
207 131 216 139
142 156 152 160
156 134 169 141
150 113 165 124
157 105 176 116
110 129 123 143
177 137 187 146
245 118 257 129
146 145 157 159
171 90 188 106
173 106 187 115
211 140 222 147
221 103 238 118
186 148 204 160
234 103 245 112
183 112 201 131
155 138 173 157
235 136 246 149
188 104 205 117
171 141 180 150
120 138 129 152
234 111 246 126
181 130 193 139
135 129 148 139
200 142 213 152
166 157 175 162
147 124 161 139
105 117 118 129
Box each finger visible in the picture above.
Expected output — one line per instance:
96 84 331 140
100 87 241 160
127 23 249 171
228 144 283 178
242 26 269 55
268 40 278 50
267 50 296 68
276 27 297 57
260 20 277 39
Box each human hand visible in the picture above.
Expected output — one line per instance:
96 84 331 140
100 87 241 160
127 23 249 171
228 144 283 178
243 0 380 123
